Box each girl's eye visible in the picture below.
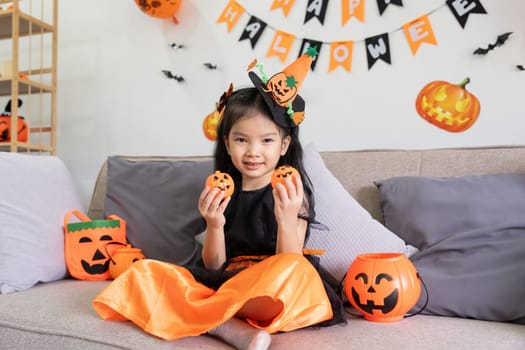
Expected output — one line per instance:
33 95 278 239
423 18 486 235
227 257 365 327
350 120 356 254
234 137 247 143
263 138 274 143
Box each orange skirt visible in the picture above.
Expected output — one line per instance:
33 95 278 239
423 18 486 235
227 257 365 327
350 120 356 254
92 253 333 341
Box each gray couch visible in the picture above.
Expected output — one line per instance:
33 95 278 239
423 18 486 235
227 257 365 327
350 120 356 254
1 146 525 349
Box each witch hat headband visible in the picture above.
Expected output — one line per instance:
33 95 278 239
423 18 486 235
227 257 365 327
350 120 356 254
203 46 317 140
248 46 318 128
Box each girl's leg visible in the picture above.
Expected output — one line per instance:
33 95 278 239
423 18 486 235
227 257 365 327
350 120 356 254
208 317 271 350
236 296 283 327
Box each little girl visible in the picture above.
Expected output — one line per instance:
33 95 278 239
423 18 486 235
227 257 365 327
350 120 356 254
93 50 345 350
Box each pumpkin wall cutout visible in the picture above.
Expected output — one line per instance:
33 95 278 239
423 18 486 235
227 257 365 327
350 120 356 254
415 77 480 133
134 0 182 23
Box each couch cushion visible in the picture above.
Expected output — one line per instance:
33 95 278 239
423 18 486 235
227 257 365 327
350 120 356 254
304 144 416 284
104 157 213 266
0 153 84 294
375 173 525 323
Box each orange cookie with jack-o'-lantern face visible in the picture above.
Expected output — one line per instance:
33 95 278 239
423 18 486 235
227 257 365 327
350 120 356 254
271 165 300 191
205 171 235 198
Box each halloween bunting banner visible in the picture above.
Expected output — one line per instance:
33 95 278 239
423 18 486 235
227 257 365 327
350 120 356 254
446 0 486 28
402 15 437 56
239 16 267 49
304 0 329 25
270 0 296 17
217 0 488 73
377 0 403 16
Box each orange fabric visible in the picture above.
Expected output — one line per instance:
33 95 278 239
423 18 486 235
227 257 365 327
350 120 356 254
93 253 333 341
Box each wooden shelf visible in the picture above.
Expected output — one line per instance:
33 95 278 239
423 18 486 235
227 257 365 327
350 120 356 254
0 0 57 155
0 77 53 96
0 10 54 39
0 141 54 152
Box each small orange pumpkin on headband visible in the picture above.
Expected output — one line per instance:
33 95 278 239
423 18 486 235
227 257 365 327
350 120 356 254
205 171 235 198
271 165 300 190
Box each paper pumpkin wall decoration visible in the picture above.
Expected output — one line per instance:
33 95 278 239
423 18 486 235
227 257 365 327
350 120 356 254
135 0 181 22
271 165 300 190
415 77 480 132
203 109 221 141
344 253 421 322
205 171 235 198
203 83 233 141
108 245 145 279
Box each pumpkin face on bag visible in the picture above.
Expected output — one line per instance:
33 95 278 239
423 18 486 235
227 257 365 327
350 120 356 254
64 210 127 281
75 230 122 276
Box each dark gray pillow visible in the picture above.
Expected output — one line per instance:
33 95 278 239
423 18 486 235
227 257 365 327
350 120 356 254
375 173 525 323
104 157 213 267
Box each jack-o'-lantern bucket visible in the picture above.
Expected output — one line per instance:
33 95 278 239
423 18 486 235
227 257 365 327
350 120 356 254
344 253 421 322
108 245 145 279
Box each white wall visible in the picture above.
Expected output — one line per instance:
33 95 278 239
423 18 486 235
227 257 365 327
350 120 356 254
56 0 525 207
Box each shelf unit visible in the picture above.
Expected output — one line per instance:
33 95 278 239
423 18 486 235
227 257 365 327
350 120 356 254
0 0 57 154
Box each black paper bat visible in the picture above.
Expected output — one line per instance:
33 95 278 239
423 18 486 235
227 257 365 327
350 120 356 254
203 63 218 70
169 42 185 49
161 70 184 82
517 65 525 71
473 32 513 55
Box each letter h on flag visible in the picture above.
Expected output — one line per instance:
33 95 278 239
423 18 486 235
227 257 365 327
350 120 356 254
217 0 245 32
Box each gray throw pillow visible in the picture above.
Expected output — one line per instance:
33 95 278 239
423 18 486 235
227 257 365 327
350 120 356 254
375 173 525 323
104 157 213 267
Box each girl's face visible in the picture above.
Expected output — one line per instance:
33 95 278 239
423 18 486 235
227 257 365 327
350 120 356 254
225 113 290 191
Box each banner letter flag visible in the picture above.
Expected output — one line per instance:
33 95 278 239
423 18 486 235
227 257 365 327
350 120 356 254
377 0 403 16
305 0 329 25
239 16 267 49
217 0 245 32
446 0 487 28
329 41 354 72
403 15 437 55
365 33 391 69
270 0 296 17
267 30 296 63
299 39 322 71
342 0 366 26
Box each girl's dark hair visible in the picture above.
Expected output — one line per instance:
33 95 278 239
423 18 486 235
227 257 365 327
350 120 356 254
214 87 316 223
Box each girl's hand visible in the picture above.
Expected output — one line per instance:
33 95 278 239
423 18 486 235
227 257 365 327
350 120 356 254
198 186 231 229
273 174 304 221
273 174 307 253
